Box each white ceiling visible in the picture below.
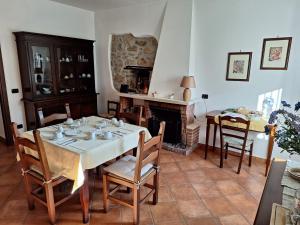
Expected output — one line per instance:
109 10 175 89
50 0 160 11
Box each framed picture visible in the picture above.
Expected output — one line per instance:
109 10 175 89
260 37 292 70
226 52 252 81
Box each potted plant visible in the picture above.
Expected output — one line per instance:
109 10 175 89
265 101 300 155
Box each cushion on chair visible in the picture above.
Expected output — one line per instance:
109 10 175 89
103 155 154 182
224 136 254 149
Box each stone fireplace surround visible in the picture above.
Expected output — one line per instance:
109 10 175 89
118 93 201 155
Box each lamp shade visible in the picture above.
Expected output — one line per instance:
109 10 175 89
180 76 196 88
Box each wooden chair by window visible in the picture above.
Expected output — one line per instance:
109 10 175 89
99 100 120 119
118 105 145 126
102 121 165 225
37 103 71 127
219 115 254 174
10 123 87 224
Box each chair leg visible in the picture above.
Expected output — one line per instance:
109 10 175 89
237 148 246 174
220 145 224 168
249 144 253 167
133 186 140 225
23 175 35 210
225 143 229 159
44 183 56 225
102 174 109 213
153 172 159 205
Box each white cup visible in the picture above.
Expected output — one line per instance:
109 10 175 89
118 120 124 127
55 131 63 139
89 131 96 140
66 118 74 125
104 131 113 139
111 118 118 125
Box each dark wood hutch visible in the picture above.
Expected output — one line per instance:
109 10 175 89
14 32 97 130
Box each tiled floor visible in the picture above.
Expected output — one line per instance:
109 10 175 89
0 142 266 225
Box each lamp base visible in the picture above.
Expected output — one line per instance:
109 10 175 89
183 88 191 102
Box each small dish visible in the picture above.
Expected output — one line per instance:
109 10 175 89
288 168 300 181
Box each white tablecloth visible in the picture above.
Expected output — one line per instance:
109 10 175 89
23 116 152 192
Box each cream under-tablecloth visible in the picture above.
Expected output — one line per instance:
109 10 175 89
23 116 152 192
214 112 267 132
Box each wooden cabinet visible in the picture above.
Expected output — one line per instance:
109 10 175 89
15 32 97 130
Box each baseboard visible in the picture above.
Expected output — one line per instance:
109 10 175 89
0 136 6 144
198 143 266 164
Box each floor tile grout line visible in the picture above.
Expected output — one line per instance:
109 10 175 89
222 189 255 225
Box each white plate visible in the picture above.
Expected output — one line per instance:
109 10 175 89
98 134 114 140
41 131 64 140
64 130 81 137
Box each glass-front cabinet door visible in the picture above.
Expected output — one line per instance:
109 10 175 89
56 46 77 95
29 44 55 98
76 47 95 94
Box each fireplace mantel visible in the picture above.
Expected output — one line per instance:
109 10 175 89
118 92 201 106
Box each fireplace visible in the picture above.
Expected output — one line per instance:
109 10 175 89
148 106 181 144
118 94 201 155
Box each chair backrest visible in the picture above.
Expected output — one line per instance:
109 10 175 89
134 121 165 183
38 103 71 127
134 105 143 126
107 101 119 116
118 105 144 126
11 123 52 181
218 115 251 149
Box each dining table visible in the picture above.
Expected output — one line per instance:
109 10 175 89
204 110 276 176
22 116 152 223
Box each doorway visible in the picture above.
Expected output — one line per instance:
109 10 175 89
0 46 13 145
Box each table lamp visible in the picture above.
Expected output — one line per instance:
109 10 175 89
180 76 196 101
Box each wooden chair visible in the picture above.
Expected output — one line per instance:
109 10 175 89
219 115 254 174
11 123 87 224
118 105 144 126
102 121 165 225
37 103 71 127
99 100 120 119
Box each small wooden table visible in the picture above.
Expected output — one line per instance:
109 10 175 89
254 160 286 225
204 110 276 176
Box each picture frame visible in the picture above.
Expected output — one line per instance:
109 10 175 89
226 52 252 81
260 37 292 70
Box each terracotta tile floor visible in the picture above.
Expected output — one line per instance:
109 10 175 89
0 142 266 225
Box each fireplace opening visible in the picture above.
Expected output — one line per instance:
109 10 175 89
148 106 181 144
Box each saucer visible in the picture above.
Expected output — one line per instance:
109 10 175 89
64 130 81 137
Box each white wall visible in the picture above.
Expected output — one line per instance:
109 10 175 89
95 0 167 112
192 0 300 159
148 0 193 98
0 105 5 139
0 0 95 130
